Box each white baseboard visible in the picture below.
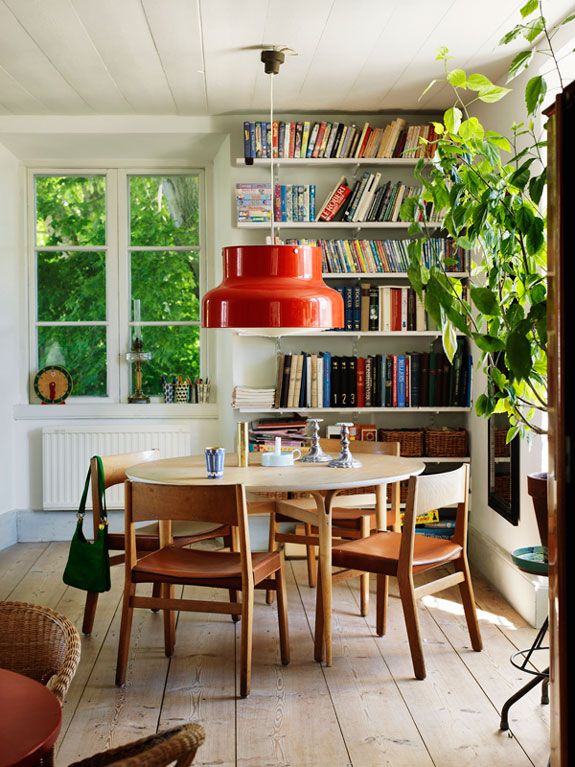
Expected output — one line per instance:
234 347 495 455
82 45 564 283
468 525 548 628
0 510 18 550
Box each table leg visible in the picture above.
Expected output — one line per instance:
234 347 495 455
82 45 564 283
375 484 386 531
312 491 335 666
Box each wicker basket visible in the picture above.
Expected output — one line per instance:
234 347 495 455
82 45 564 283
493 474 511 504
377 428 424 457
425 427 468 457
387 479 409 504
494 428 510 457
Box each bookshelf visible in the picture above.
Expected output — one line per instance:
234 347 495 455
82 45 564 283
231 115 472 464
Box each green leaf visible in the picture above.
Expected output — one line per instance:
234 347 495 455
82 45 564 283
516 203 534 234
471 287 500 316
432 121 444 135
420 79 438 101
473 333 506 352
526 216 545 255
407 263 423 298
506 425 520 444
442 318 458 362
529 170 546 204
486 131 511 152
559 12 575 26
478 85 511 103
499 24 524 45
435 46 452 61
507 50 534 82
459 117 485 141
444 106 462 135
467 73 494 92
506 328 532 380
447 68 467 87
525 75 547 115
520 0 538 16
446 304 471 335
492 367 507 390
509 158 535 189
530 282 546 304
400 196 417 222
523 16 545 42
475 393 495 417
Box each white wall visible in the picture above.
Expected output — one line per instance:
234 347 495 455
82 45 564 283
0 142 20 546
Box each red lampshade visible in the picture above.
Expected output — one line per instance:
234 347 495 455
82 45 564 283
202 245 344 329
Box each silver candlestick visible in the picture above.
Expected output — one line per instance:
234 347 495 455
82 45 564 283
328 422 362 468
300 418 332 463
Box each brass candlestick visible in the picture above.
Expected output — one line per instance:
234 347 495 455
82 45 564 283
126 337 152 403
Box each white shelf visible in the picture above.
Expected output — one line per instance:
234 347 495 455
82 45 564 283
423 456 470 463
236 157 427 167
322 272 469 279
235 330 464 338
494 456 511 463
236 221 419 230
235 407 471 414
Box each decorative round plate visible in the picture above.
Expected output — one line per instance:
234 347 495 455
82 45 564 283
511 545 548 575
34 365 73 403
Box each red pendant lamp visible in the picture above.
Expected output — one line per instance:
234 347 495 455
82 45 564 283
201 48 344 331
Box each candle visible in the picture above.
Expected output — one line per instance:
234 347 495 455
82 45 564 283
133 299 142 341
275 436 282 454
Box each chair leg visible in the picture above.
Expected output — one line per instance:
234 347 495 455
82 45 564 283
397 572 426 680
266 513 278 605
359 515 370 617
115 584 136 686
276 556 290 666
229 589 241 622
314 568 325 663
305 523 317 588
455 558 483 652
376 574 389 636
151 582 162 613
82 591 99 635
163 583 176 657
239 583 254 698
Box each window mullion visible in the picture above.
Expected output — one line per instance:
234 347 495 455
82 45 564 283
106 170 120 403
116 169 131 402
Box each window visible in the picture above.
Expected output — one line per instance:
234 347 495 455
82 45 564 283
30 170 204 401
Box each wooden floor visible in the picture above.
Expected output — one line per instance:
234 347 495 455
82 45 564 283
0 542 550 767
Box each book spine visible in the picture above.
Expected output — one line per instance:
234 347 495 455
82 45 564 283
272 121 279 158
255 122 262 157
361 282 370 332
278 121 285 158
319 185 351 221
357 356 366 408
331 356 340 407
243 121 252 159
365 356 373 407
322 352 331 408
397 355 406 407
306 122 320 158
401 288 408 331
344 286 353 331
385 356 393 407
369 285 379 331
428 352 438 406
301 121 311 157
340 357 348 407
298 352 307 408
274 352 284 409
410 353 421 407
280 354 291 408
353 283 361 331
378 354 385 407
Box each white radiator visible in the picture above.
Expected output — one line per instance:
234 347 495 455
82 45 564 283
42 427 192 510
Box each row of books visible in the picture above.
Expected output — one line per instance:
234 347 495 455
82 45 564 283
248 415 309 453
316 174 436 223
286 238 470 274
236 183 317 223
273 345 472 409
242 119 436 160
334 284 432 333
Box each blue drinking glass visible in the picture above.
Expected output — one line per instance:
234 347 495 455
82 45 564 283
205 446 225 479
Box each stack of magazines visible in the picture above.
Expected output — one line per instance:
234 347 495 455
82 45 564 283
232 386 276 409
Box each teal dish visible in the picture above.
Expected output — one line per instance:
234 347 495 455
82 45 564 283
512 545 548 575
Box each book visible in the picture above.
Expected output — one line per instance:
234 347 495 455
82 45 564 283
274 352 285 409
316 176 351 222
361 283 370 332
352 283 361 331
280 354 292 408
331 356 340 407
356 356 366 408
235 183 271 222
306 122 321 158
365 356 373 407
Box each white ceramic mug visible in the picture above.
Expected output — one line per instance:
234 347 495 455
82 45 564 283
261 449 301 467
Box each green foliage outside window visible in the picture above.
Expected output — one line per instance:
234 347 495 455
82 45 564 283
35 173 201 398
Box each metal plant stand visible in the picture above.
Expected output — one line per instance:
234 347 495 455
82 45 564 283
300 418 332 463
328 422 362 469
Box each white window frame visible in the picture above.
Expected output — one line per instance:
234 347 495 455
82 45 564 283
28 167 208 404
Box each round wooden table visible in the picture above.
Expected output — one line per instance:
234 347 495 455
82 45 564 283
127 452 425 665
0 668 62 767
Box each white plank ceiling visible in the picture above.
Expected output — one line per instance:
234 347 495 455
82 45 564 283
0 0 574 116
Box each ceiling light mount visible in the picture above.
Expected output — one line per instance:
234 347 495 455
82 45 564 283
260 48 285 75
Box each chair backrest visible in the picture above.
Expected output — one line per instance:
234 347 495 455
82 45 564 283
320 438 400 456
401 464 470 565
124 481 251 574
68 722 205 767
0 600 81 703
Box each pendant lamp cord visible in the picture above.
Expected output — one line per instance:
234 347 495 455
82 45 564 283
270 70 276 245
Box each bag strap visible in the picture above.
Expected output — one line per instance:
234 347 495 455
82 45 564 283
76 456 108 527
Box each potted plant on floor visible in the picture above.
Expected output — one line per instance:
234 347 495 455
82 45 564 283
401 0 574 548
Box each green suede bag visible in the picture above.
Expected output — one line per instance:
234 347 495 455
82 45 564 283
63 456 111 593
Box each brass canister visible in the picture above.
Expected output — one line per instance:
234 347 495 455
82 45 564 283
237 421 249 467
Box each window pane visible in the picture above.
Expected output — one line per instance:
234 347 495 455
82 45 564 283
38 326 107 397
129 175 199 246
138 326 200 395
35 175 106 247
37 251 106 322
131 251 199 322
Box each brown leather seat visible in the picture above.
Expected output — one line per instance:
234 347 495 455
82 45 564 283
108 521 224 552
333 531 462 574
133 546 282 584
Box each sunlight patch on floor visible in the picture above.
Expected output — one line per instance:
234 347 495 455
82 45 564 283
422 594 517 629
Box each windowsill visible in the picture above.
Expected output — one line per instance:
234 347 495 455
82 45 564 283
13 403 219 420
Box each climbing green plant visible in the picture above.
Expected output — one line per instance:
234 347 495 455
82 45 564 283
402 0 574 439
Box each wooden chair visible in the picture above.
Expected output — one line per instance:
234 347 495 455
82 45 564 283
268 439 401 615
68 723 205 767
82 450 231 636
316 464 482 678
0 600 81 767
116 481 290 698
